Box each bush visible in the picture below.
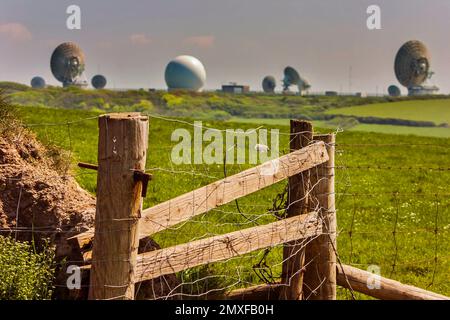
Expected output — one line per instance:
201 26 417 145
356 116 436 127
162 93 184 108
0 236 55 300
8 91 51 106
0 81 30 93
209 110 231 121
132 99 154 112
0 90 19 136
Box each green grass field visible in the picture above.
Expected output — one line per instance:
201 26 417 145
229 117 450 138
326 99 450 125
350 124 450 138
17 105 450 299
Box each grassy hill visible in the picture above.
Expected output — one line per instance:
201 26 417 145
16 105 450 299
231 98 450 138
344 124 450 138
327 99 450 126
230 118 450 138
5 80 450 138
323 99 450 138
0 81 428 121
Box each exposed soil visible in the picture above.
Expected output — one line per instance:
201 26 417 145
0 127 95 253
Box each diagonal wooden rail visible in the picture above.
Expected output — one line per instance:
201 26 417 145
135 211 321 282
70 141 329 256
217 264 450 301
79 212 322 281
140 141 327 236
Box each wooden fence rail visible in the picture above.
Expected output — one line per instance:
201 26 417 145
219 264 450 301
135 211 321 282
336 264 450 300
140 140 328 236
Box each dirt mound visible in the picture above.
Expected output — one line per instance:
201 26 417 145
0 129 95 255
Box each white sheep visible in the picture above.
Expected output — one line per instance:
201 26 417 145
254 144 269 153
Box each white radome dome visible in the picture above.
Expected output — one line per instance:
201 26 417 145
165 55 206 91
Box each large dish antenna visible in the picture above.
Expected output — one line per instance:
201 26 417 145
282 66 310 95
394 40 438 95
282 67 300 91
31 76 46 89
50 42 87 88
262 76 276 93
91 75 107 89
388 85 401 97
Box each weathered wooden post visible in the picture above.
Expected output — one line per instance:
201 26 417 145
279 120 313 300
303 134 336 300
89 113 149 300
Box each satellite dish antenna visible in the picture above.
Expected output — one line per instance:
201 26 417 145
282 67 300 92
388 85 401 97
262 76 276 93
50 42 88 88
31 76 46 89
394 40 439 96
282 67 310 95
91 75 107 89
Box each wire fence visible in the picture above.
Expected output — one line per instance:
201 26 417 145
1 109 449 300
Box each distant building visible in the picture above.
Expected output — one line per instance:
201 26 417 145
408 85 440 96
222 82 250 94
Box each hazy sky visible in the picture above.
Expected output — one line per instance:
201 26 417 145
1 0 449 94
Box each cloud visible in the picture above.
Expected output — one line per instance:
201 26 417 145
129 34 152 46
183 35 215 48
0 23 32 42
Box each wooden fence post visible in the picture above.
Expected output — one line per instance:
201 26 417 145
279 120 313 300
88 113 149 300
303 133 336 300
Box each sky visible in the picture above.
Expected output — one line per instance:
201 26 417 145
1 0 450 94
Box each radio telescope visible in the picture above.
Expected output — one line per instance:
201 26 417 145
50 42 88 88
282 66 310 95
394 40 439 96
262 76 276 93
388 85 401 97
91 75 107 89
31 76 46 89
165 55 206 92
